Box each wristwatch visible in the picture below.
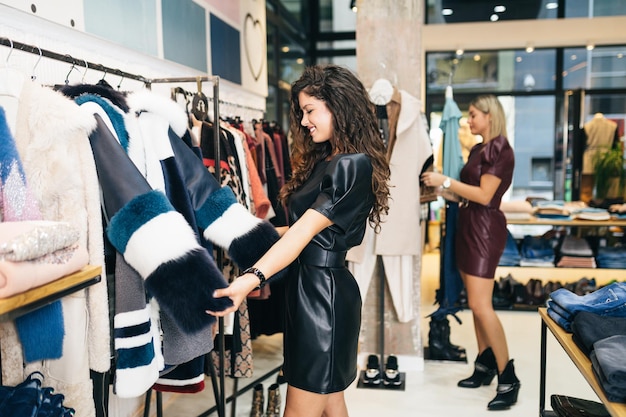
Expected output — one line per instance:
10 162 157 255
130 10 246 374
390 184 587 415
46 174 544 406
442 177 451 189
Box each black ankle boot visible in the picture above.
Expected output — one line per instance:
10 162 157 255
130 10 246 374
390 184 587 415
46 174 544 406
458 347 497 388
428 318 467 361
487 359 521 410
439 316 466 354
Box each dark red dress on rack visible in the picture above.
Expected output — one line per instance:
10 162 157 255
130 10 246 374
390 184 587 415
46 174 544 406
456 135 515 279
283 153 374 394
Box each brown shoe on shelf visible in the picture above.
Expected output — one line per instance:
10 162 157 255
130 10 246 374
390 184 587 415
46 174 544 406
249 383 264 417
266 383 281 417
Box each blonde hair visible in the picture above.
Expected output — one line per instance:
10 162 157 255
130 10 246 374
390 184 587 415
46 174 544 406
470 95 508 139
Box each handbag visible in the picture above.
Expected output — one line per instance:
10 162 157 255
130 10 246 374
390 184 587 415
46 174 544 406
420 156 438 204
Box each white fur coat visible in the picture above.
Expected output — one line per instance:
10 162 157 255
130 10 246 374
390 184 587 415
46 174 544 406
0 79 110 417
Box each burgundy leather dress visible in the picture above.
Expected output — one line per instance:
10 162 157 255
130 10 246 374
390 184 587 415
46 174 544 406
283 153 374 394
456 135 514 279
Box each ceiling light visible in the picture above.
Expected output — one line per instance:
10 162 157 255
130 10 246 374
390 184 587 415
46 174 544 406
473 54 481 61
494 5 506 13
350 0 357 12
526 44 535 53
442 8 453 16
516 56 522 63
490 14 499 21
618 53 624 59
455 49 464 56
586 43 595 51
546 2 558 9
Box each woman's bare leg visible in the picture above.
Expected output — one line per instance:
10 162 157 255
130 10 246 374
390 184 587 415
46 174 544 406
284 386 349 417
463 273 509 372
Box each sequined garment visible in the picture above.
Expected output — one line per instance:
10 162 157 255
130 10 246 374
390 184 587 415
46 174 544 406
0 222 80 262
0 107 42 222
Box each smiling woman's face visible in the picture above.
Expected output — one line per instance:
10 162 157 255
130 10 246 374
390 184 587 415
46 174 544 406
298 92 334 144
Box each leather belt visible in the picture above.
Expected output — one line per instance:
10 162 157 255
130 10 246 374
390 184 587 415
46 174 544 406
299 245 347 268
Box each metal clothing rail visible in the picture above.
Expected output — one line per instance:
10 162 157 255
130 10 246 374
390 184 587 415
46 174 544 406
0 37 151 84
169 84 265 116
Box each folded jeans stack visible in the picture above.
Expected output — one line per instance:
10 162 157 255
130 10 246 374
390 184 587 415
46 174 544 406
596 246 626 269
498 230 521 267
570 311 626 403
519 235 555 267
556 235 596 269
546 282 626 332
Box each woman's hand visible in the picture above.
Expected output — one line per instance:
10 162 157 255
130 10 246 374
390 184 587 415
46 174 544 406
206 273 260 317
421 171 446 188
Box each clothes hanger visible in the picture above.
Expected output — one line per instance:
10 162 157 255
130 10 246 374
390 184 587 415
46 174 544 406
96 67 113 89
192 77 208 122
30 45 42 81
80 58 88 84
0 38 26 99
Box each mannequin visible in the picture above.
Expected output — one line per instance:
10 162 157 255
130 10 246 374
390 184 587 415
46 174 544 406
581 113 619 202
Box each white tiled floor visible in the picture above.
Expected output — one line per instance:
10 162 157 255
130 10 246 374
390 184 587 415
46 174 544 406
146 252 606 417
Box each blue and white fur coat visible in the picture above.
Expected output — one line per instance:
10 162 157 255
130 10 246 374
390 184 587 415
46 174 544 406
73 88 280 397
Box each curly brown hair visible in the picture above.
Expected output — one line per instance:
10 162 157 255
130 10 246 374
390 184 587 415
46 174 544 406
279 64 390 231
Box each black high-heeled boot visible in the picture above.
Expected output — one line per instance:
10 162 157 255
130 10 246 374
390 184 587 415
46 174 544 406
488 359 521 410
458 347 497 388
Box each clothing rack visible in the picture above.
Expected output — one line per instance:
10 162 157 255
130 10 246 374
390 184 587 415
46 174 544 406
0 37 151 85
0 37 275 417
168 84 265 118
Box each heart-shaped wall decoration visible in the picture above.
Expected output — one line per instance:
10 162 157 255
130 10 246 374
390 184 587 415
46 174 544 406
243 13 266 82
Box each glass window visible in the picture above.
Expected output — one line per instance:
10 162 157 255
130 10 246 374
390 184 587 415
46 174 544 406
426 0 558 24
510 95 557 198
427 49 556 95
563 46 626 90
565 0 626 17
279 33 306 85
267 24 278 81
427 95 556 201
532 158 552 183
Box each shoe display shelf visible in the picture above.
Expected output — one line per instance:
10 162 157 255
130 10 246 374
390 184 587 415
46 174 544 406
496 217 626 312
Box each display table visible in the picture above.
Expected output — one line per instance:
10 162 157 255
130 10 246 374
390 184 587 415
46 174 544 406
538 307 626 417
0 265 102 322
508 217 626 227
498 216 626 283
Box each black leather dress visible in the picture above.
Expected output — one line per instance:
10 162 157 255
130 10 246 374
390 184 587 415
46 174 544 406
283 153 374 394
